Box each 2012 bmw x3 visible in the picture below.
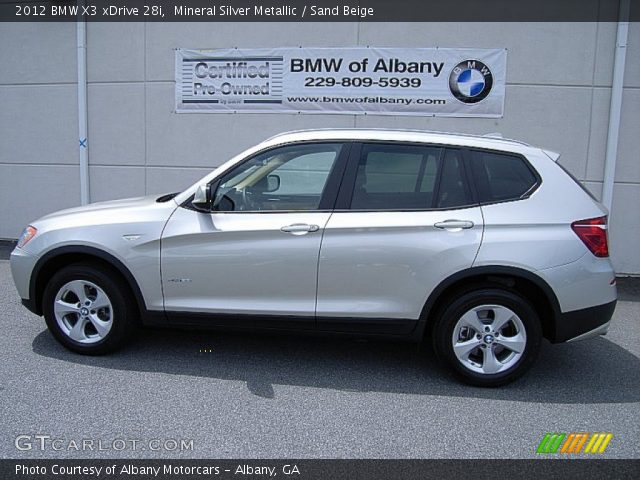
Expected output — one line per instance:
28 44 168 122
11 129 617 386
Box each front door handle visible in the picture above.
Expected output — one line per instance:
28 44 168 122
434 220 474 230
281 223 320 235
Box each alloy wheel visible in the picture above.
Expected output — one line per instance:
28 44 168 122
451 304 527 375
53 280 113 344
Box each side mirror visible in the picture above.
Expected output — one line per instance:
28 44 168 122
192 184 211 210
266 174 280 193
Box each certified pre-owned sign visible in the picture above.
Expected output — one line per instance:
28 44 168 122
176 47 507 117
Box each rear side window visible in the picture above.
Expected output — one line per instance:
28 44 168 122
469 150 538 203
349 143 471 210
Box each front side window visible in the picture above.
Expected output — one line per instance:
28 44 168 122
212 143 343 212
350 144 470 210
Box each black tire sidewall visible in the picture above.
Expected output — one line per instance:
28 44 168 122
433 288 542 387
42 264 135 355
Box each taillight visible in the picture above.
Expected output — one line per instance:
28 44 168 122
571 216 609 257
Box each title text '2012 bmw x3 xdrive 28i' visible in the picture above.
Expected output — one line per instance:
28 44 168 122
11 129 617 386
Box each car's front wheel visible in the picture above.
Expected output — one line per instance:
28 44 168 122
43 264 137 354
432 288 542 387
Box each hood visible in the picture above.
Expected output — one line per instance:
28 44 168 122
28 194 180 237
37 194 166 222
19 193 180 258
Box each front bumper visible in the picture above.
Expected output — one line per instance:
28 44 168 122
12 246 43 315
554 300 617 343
10 247 37 301
21 298 39 315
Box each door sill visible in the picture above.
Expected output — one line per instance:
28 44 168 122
160 311 418 336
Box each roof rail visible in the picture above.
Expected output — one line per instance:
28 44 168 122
263 128 532 147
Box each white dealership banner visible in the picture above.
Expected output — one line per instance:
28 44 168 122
176 47 506 117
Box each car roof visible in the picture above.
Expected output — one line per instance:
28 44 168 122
262 128 537 153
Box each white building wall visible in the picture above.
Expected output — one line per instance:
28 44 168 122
0 22 638 273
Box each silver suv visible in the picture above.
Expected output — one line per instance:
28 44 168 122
10 129 617 386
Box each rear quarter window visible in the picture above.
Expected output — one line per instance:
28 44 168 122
469 150 539 203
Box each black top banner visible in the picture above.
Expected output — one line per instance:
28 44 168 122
1 0 639 22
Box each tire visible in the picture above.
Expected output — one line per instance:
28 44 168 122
42 263 137 354
432 288 542 387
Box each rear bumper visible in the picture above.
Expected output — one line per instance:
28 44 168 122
553 300 616 343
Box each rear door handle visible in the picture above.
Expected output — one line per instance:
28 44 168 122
434 220 474 230
281 223 320 235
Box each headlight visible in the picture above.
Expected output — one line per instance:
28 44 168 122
17 226 37 248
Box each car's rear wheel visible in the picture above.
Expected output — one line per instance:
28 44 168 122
432 288 542 387
43 264 137 354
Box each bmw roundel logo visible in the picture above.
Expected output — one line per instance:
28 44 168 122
449 60 494 104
